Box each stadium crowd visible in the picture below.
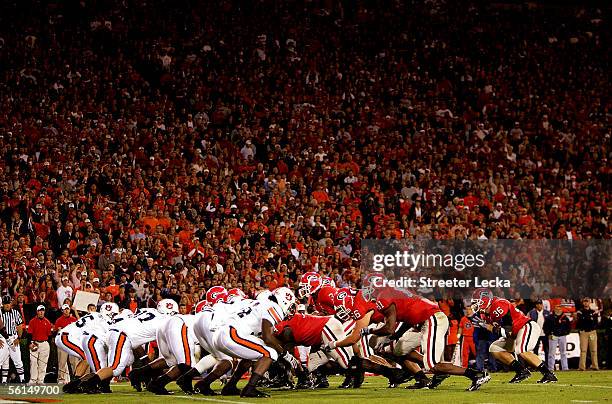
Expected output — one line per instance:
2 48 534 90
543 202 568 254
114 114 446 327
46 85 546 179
0 0 609 382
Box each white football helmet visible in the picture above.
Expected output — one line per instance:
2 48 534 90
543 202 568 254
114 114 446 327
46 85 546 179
99 302 120 320
157 299 179 315
255 289 273 302
272 287 297 319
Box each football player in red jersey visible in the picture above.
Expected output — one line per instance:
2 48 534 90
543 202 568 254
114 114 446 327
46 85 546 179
372 287 491 391
298 272 337 315
471 288 557 384
274 312 354 388
326 288 411 389
297 272 340 388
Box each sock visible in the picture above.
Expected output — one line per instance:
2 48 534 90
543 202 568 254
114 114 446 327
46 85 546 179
177 364 192 374
225 361 250 389
225 371 243 389
415 370 429 382
132 364 151 376
510 360 526 373
536 362 551 375
179 367 199 382
156 374 172 388
464 367 480 379
1 364 9 383
194 355 218 374
198 362 227 388
246 372 263 388
16 366 24 382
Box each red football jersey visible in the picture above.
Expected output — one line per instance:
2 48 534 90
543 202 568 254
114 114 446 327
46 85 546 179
274 313 329 346
375 288 440 326
485 298 530 336
352 290 384 323
313 286 337 315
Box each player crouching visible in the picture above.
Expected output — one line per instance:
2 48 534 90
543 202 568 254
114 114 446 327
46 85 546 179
470 289 557 384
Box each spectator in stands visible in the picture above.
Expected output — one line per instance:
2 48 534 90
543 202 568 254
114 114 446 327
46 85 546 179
56 277 74 308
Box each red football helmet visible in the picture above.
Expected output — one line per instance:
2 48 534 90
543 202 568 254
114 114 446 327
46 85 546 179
321 276 336 288
333 287 355 322
206 286 228 306
471 288 494 312
298 272 322 299
194 300 208 313
361 272 385 301
227 288 247 302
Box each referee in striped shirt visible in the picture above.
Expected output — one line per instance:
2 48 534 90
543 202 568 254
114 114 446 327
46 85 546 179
1 295 25 383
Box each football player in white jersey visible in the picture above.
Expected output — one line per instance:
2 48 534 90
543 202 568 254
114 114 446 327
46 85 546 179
212 287 296 397
60 303 119 393
130 299 199 395
78 304 168 393
179 289 253 395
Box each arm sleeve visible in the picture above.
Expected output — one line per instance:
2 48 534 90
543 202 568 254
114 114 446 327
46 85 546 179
15 312 23 326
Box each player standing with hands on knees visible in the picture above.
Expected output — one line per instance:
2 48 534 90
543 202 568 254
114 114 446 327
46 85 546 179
470 289 557 384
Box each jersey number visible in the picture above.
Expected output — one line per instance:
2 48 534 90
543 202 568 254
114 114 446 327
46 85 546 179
136 312 156 322
75 315 92 328
493 307 504 317
237 307 252 318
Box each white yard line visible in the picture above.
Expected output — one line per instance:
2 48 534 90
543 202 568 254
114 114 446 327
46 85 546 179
527 383 612 390
114 392 252 404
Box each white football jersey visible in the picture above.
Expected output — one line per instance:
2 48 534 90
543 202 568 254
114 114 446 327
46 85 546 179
210 299 252 329
112 308 167 347
227 299 284 336
64 312 110 340
178 314 197 329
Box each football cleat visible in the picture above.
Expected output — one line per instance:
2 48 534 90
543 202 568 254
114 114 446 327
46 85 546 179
352 369 365 388
128 369 143 392
193 381 218 396
220 384 241 396
406 379 430 389
240 386 270 398
537 372 558 384
337 373 352 389
509 369 532 384
467 371 491 391
428 374 450 389
146 381 173 395
388 368 413 387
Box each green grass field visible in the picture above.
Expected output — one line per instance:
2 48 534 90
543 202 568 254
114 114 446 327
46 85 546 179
51 371 612 404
